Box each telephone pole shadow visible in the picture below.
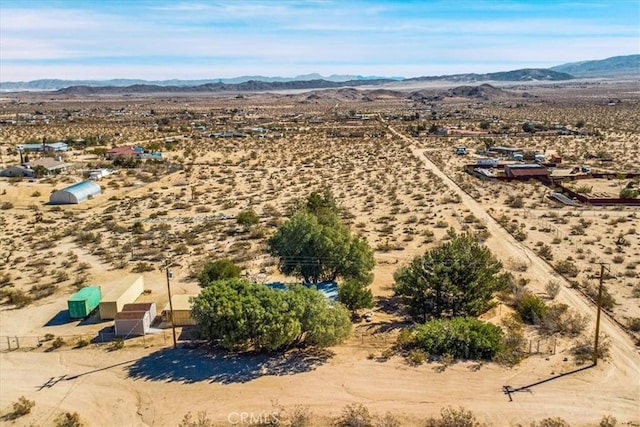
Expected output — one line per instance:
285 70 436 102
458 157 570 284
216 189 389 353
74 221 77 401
503 363 594 401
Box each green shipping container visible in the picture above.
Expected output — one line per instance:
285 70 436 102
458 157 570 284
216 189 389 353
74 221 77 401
68 286 102 319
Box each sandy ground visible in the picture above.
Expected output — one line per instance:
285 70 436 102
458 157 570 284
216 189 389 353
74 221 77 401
1 343 638 427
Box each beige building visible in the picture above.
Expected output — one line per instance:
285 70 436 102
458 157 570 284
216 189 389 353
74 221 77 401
99 276 145 320
162 294 198 326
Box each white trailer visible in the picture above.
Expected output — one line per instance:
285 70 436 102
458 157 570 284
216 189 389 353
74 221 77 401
99 276 144 320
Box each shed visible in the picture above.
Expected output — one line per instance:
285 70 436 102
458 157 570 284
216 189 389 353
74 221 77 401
50 181 101 205
99 276 145 320
122 302 157 322
162 294 197 326
114 310 150 336
504 164 549 179
68 286 101 319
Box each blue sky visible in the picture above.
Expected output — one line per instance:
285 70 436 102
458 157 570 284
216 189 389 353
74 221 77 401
1 0 638 81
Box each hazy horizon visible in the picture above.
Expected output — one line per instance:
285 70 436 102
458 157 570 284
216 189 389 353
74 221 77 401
1 0 638 82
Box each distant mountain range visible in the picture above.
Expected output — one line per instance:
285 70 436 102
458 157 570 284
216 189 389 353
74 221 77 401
0 74 402 92
404 68 573 82
55 78 397 95
550 54 639 77
1 54 637 93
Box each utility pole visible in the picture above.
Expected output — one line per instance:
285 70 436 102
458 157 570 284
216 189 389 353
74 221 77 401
593 263 609 366
165 263 178 349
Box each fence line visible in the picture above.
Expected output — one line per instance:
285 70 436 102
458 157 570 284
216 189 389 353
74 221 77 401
0 330 169 352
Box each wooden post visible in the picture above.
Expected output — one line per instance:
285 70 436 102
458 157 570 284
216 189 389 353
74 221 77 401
593 263 607 366
166 266 177 349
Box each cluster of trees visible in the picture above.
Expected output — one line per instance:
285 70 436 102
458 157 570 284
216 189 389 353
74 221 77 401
191 192 375 352
192 278 352 351
392 230 510 361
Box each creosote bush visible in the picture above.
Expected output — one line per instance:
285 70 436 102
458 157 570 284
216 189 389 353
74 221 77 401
6 396 35 420
334 403 373 427
425 406 483 427
54 411 85 427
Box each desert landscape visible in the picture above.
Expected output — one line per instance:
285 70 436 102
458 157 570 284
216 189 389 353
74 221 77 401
0 74 639 427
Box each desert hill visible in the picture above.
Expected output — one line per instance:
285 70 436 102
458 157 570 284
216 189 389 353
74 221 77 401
550 54 639 78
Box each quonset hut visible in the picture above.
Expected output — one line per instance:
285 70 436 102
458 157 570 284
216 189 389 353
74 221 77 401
49 181 101 204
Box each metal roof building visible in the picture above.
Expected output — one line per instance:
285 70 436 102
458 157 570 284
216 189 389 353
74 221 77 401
504 164 549 179
49 181 101 204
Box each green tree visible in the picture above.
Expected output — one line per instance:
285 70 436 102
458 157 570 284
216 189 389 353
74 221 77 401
197 259 241 287
33 165 49 178
338 278 374 315
236 209 260 230
268 195 374 284
394 230 508 322
191 279 351 351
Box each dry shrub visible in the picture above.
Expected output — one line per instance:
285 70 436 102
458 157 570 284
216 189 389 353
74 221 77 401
334 403 373 427
530 417 570 427
4 396 35 420
425 406 482 427
178 411 213 427
572 334 610 365
545 281 560 299
54 411 85 427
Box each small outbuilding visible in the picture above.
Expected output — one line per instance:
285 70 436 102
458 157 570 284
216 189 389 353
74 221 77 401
114 310 150 336
50 181 101 205
122 302 157 322
504 164 549 179
162 294 198 326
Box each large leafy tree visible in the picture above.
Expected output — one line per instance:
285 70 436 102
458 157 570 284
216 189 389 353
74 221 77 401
191 279 352 351
268 192 374 284
394 230 508 322
197 259 241 287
